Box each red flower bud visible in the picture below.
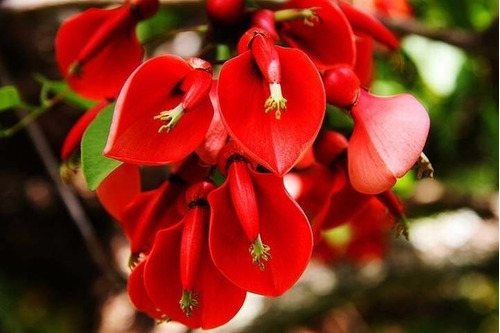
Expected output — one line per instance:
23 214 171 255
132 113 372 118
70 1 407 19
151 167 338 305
323 65 361 108
251 9 280 41
127 0 160 19
206 0 246 26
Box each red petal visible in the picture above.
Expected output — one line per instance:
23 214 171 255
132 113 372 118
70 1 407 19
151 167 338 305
105 56 213 165
195 82 228 165
128 260 166 320
218 48 325 175
144 223 245 329
208 169 313 296
55 7 142 100
279 0 356 69
120 180 184 254
353 35 374 87
61 101 106 160
348 90 430 194
96 163 141 221
339 1 399 49
313 163 371 234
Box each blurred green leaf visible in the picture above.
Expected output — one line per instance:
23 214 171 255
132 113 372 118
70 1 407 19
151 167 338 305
136 7 186 43
35 75 95 110
81 104 122 191
0 86 21 112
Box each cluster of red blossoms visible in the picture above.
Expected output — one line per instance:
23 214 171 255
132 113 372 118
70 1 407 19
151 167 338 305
56 0 430 329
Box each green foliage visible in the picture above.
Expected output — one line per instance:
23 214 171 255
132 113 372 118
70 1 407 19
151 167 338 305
81 104 122 191
136 6 188 43
35 75 96 110
0 86 21 112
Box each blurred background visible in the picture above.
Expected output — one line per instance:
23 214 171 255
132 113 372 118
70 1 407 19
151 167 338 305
0 0 498 332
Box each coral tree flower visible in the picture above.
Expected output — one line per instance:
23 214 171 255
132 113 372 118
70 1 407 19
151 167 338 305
143 180 246 329
218 29 325 175
107 155 208 267
105 56 214 165
55 0 159 100
348 89 430 194
321 66 429 194
276 0 356 69
314 196 396 263
208 142 313 296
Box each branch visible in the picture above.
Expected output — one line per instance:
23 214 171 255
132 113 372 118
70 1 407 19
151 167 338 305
0 54 126 287
381 17 499 58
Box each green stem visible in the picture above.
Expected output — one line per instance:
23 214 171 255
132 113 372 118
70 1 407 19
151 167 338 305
0 91 66 138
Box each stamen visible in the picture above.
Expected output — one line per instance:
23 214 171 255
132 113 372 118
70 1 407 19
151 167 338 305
249 234 271 271
265 82 287 120
153 103 185 133
415 152 434 179
67 61 83 78
302 7 321 27
128 252 141 270
179 290 199 317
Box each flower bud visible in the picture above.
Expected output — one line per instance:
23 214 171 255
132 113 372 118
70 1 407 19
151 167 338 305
323 65 360 108
206 0 245 26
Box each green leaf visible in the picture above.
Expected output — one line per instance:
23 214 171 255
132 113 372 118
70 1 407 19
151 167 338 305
81 104 122 191
0 86 21 111
35 75 96 110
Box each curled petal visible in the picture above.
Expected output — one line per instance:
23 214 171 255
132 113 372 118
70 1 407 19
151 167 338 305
348 90 430 194
128 260 166 320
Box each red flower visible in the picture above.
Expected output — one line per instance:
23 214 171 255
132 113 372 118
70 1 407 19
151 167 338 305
143 181 246 329
55 0 159 100
105 56 214 165
353 35 375 87
277 0 356 69
208 143 313 296
314 196 396 263
218 29 325 175
348 90 430 194
194 81 229 166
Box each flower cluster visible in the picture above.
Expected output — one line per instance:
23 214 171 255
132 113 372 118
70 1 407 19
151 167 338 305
57 0 430 329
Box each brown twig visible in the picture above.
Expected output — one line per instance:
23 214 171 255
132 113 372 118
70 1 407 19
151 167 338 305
0 54 126 287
